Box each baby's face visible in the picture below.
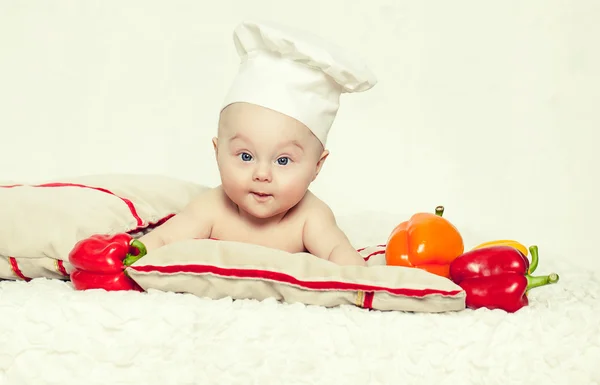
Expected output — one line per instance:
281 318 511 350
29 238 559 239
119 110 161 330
214 102 327 219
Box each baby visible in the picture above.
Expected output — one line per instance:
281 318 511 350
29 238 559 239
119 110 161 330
139 20 377 266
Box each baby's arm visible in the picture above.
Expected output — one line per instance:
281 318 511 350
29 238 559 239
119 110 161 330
302 204 367 267
137 189 215 253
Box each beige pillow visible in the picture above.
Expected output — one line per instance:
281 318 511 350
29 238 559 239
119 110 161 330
0 174 208 281
127 239 466 313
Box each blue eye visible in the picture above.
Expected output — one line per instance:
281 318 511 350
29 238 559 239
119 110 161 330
240 153 252 162
277 157 290 166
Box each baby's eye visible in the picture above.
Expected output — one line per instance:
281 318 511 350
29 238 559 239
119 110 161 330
240 153 253 162
277 157 290 166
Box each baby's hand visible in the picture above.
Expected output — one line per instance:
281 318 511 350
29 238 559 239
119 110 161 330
328 242 367 266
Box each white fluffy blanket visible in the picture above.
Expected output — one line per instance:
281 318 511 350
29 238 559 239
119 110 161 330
0 213 598 385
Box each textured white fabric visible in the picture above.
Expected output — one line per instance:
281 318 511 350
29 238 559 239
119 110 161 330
0 211 593 385
222 20 377 146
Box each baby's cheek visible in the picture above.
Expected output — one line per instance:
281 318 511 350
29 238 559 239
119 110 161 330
226 176 246 192
221 168 246 192
223 164 244 181
280 173 310 193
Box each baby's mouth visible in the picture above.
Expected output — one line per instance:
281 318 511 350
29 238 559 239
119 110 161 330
250 191 273 200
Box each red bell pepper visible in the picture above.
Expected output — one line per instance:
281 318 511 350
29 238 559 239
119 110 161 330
449 245 559 312
68 233 147 291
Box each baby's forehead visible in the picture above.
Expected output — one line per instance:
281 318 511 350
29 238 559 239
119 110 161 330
226 127 306 148
220 110 312 140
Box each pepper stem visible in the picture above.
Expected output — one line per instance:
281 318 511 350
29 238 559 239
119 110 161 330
526 272 559 291
435 206 444 217
123 239 148 266
528 245 539 274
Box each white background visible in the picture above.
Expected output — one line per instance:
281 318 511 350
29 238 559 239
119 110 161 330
1 1 598 270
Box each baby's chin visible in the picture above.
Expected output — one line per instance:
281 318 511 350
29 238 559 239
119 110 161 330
238 196 294 219
242 202 282 219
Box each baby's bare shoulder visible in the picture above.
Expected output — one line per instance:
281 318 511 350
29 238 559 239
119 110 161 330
138 186 225 249
185 186 227 217
295 190 335 222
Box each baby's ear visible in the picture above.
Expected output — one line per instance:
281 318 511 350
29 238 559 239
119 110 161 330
212 137 218 156
313 149 330 180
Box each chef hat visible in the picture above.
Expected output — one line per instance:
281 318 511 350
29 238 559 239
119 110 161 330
221 20 377 147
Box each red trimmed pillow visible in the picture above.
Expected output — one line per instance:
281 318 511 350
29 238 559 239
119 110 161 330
126 239 466 313
0 174 208 281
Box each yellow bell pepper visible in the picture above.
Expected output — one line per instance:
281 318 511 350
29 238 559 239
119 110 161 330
471 239 528 256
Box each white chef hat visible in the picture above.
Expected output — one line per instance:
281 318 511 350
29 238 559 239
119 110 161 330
221 20 377 147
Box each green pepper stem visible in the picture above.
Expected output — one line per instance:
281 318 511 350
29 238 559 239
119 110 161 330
435 206 444 217
123 239 148 266
526 272 559 291
528 245 539 274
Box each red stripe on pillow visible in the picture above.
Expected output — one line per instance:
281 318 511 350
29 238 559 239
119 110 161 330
148 214 174 227
1 182 144 226
56 259 69 277
8 257 31 281
357 244 386 252
363 291 374 309
364 250 385 261
41 183 144 226
129 214 175 235
129 264 463 298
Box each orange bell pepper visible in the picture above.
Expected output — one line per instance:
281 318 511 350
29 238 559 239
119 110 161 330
385 206 464 278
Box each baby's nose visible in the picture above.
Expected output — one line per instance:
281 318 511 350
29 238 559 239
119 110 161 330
252 164 272 182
